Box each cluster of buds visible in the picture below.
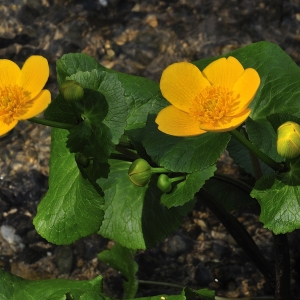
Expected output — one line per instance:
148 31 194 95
128 158 185 193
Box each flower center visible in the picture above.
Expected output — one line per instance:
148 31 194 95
0 85 30 123
189 85 239 126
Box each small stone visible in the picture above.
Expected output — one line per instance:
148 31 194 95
53 246 73 275
145 14 158 28
195 263 213 286
162 234 193 257
0 225 24 252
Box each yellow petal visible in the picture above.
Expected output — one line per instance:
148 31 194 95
155 105 206 137
202 56 244 89
17 56 49 99
160 62 211 113
18 90 51 120
0 119 18 136
227 68 260 116
199 108 251 132
0 59 21 86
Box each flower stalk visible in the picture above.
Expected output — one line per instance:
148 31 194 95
230 129 282 172
29 117 75 130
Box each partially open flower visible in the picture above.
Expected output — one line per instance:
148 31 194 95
128 158 152 187
277 121 300 159
155 56 260 136
0 56 50 136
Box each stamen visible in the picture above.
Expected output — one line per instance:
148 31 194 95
0 85 30 123
189 85 240 126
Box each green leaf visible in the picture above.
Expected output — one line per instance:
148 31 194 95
66 89 112 163
204 175 257 211
251 156 300 234
161 166 216 208
114 72 167 131
56 53 105 85
142 116 230 173
68 70 128 145
134 291 185 300
98 243 138 299
46 69 128 177
44 94 78 125
0 269 108 300
184 287 215 300
33 128 104 245
97 160 194 249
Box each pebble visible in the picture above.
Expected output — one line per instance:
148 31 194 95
0 225 24 253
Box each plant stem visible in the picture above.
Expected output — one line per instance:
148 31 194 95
230 129 282 172
138 279 184 290
169 176 186 183
197 189 275 293
151 167 170 173
29 117 75 130
241 127 263 180
115 145 139 161
273 233 291 300
109 153 136 162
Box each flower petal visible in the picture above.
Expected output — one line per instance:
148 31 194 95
0 59 20 86
202 56 244 89
18 90 51 120
160 62 211 113
155 105 206 137
227 68 260 116
0 119 18 136
199 108 251 132
17 56 49 99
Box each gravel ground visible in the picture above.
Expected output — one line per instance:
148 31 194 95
1 0 300 298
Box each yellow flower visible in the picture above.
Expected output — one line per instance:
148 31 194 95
155 56 260 136
0 56 51 136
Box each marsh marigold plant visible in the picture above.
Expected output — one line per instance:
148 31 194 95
0 55 50 136
155 56 260 136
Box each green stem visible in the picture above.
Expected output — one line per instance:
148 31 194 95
151 167 170 173
230 129 282 172
241 127 263 180
138 279 184 290
169 176 186 183
29 117 75 130
115 145 138 161
109 153 136 162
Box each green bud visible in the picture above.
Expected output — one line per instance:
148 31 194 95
59 80 84 102
75 152 90 168
128 158 152 187
277 121 300 158
157 174 172 193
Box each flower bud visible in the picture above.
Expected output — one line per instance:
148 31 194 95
59 80 84 102
128 158 152 187
277 121 300 158
157 174 172 193
75 152 90 168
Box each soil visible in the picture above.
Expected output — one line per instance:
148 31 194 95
1 0 300 298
